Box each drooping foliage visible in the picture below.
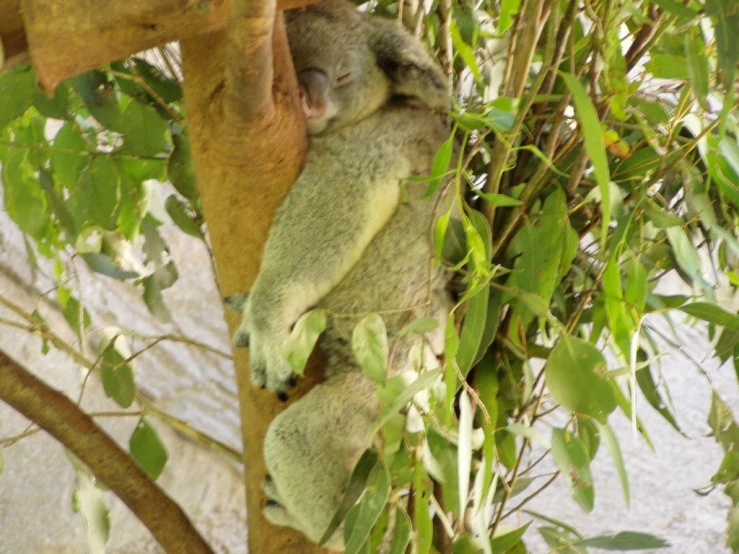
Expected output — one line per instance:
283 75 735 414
0 1 737 552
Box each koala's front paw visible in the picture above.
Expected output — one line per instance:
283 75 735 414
247 327 299 400
233 294 300 399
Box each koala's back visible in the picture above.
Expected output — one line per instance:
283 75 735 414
312 104 452 362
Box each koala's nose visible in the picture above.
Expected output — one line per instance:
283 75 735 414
297 69 329 110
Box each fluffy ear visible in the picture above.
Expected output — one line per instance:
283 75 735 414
369 19 449 110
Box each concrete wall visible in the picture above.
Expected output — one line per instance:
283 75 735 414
0 202 736 553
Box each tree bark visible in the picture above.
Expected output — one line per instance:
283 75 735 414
0 349 214 554
2 0 313 87
1 0 330 550
180 1 333 553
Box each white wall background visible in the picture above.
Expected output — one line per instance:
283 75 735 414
0 201 736 553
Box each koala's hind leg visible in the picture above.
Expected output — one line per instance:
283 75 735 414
263 371 378 547
262 475 302 529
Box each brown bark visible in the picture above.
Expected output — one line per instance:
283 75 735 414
1 0 330 550
0 349 214 554
181 2 332 553
2 0 313 88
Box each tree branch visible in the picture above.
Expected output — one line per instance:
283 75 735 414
4 0 315 88
180 0 331 551
0 348 215 554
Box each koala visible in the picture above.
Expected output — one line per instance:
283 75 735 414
232 0 454 548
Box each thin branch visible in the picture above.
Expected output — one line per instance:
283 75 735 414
0 348 214 554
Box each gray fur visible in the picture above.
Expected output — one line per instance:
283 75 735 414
232 1 453 548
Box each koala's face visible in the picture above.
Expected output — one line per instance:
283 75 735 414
286 3 392 135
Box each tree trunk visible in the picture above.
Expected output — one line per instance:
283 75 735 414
181 8 334 554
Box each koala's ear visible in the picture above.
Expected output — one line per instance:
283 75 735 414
369 20 449 110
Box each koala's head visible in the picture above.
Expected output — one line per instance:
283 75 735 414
285 0 449 135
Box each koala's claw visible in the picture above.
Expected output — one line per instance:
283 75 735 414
233 329 250 348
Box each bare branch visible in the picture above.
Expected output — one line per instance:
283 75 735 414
0 348 215 554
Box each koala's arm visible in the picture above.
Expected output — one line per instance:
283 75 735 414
241 138 410 391
256 153 406 320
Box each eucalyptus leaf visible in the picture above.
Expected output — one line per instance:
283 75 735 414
283 309 328 375
352 314 389 385
129 418 168 480
551 428 595 512
344 461 390 554
319 450 379 546
546 335 616 423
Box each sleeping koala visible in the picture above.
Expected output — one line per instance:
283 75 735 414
233 0 453 548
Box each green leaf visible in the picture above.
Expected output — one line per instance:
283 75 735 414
319 450 379 546
635 365 681 434
129 418 168 480
282 309 328 375
413 463 433 554
477 191 522 207
387 506 411 554
551 428 595 512
0 68 35 127
344 461 391 554
434 210 452 263
507 422 550 448
121 101 170 156
73 71 125 132
578 531 670 550
68 453 110 554
490 522 530 552
707 390 733 438
646 54 689 80
452 534 481 553
143 263 178 324
131 58 183 103
545 334 616 423
652 0 698 20
424 133 454 198
577 417 601 461
33 81 71 120
51 123 88 191
679 302 739 329
665 227 709 288
498 0 521 33
80 253 138 280
456 284 489 378
397 317 439 337
370 368 443 435
38 169 77 239
168 124 199 201
539 526 589 554
80 156 121 230
684 31 710 110
597 422 630 506
562 73 611 248
603 257 633 357
451 22 483 85
62 295 92 339
352 314 388 385
165 195 201 238
624 257 647 315
99 335 136 408
426 429 460 517
2 150 50 239
457 390 473 516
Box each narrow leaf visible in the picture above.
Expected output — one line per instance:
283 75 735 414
562 73 611 247
319 450 379 546
282 309 328 375
352 314 389 385
129 418 168 480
